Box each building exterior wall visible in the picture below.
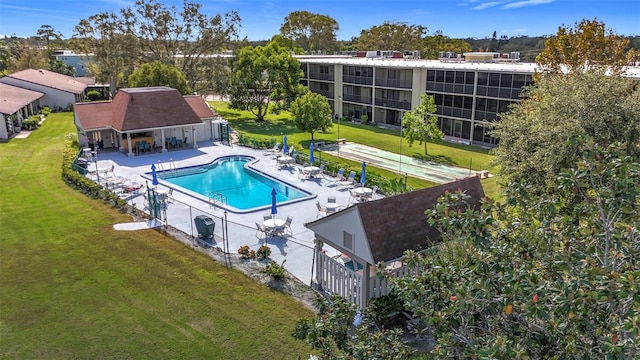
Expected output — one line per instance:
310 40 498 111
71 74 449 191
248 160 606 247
54 51 94 77
0 77 78 110
298 57 536 147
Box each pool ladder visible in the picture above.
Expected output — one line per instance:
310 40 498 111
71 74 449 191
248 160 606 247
208 192 227 208
157 159 177 172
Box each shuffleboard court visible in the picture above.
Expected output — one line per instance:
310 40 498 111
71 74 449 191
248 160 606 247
321 142 481 184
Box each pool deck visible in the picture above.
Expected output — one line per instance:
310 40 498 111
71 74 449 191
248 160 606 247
89 141 358 286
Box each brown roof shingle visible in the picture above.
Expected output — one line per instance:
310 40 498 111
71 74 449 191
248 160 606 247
74 101 113 130
4 69 87 94
111 87 203 131
0 83 44 115
74 87 208 132
361 176 485 262
183 95 216 119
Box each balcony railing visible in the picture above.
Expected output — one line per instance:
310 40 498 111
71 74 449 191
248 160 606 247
343 75 374 85
342 94 372 104
375 78 412 89
308 72 334 81
374 98 412 110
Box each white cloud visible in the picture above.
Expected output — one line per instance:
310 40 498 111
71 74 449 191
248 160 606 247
502 0 555 9
472 2 502 10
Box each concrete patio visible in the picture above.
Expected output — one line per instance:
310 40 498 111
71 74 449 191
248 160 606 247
88 141 364 286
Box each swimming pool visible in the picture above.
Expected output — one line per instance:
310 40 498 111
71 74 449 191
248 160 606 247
154 156 311 212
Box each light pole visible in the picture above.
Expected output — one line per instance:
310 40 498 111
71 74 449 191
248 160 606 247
399 112 403 174
337 96 341 158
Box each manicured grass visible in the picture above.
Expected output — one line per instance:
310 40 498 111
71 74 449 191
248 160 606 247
210 101 501 197
0 113 315 359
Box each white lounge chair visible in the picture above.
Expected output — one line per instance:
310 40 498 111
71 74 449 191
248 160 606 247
324 168 345 187
336 171 356 190
263 143 280 155
316 201 327 217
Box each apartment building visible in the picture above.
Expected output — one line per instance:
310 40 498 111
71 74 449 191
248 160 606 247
298 53 538 147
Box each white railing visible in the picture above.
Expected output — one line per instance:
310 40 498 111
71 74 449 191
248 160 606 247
317 253 364 308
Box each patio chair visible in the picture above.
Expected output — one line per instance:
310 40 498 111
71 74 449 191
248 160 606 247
263 214 272 222
336 171 356 191
104 164 115 177
298 167 308 180
368 185 378 200
328 196 336 203
255 222 269 239
282 215 293 235
316 201 327 218
324 168 345 187
263 143 280 156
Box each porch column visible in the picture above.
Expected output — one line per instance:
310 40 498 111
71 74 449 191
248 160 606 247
314 239 324 291
118 133 124 151
191 126 198 149
126 133 134 157
160 129 167 153
360 263 371 309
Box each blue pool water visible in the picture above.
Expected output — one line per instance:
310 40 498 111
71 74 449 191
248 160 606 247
158 156 308 211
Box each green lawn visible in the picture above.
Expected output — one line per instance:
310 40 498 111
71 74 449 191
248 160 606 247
210 101 502 197
0 113 315 359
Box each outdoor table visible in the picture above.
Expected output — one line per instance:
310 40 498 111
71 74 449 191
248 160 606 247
303 166 321 178
276 156 294 168
324 202 341 213
352 187 373 201
263 218 285 236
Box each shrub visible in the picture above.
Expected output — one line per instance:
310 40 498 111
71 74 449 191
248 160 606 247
256 245 271 260
86 90 101 101
62 137 127 208
237 245 255 259
21 116 40 130
41 107 51 115
263 260 286 280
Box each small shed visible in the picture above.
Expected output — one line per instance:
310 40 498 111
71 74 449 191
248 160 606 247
305 176 485 309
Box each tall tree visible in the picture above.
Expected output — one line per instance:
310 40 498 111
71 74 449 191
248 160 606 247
290 91 333 142
72 11 140 97
402 94 443 155
421 32 472 59
129 0 240 93
354 21 425 51
270 34 305 55
127 61 190 94
228 42 304 122
72 0 240 96
536 18 638 75
36 25 63 49
491 72 640 196
7 43 48 72
391 138 640 358
280 11 339 53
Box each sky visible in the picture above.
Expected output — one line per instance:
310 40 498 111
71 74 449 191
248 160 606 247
0 0 638 41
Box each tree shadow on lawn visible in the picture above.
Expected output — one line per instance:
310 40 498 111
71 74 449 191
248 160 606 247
412 153 456 166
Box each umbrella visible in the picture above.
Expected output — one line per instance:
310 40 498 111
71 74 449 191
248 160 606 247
151 163 159 186
270 188 278 219
360 161 366 185
309 142 315 163
282 135 288 155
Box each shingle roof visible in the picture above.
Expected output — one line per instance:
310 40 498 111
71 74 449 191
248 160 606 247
307 176 486 263
74 101 113 130
362 176 485 262
183 95 216 119
74 87 209 132
0 83 45 115
4 69 87 94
